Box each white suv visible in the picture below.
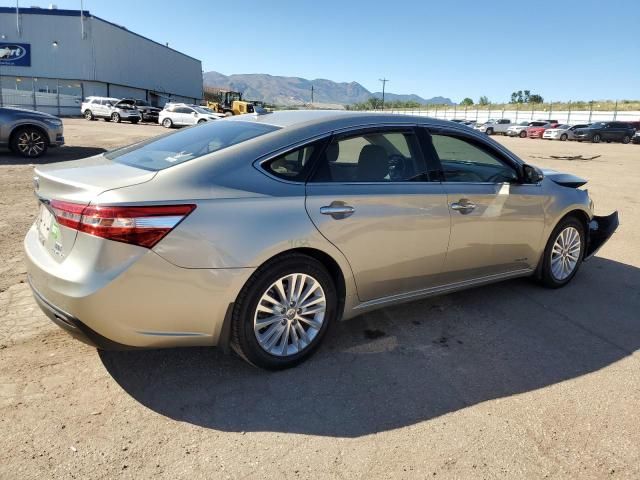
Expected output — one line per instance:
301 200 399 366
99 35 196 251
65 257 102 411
159 104 224 128
81 97 141 124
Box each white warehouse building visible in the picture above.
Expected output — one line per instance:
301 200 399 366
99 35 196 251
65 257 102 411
0 6 203 115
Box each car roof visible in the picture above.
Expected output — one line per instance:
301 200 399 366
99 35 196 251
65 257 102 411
225 109 461 130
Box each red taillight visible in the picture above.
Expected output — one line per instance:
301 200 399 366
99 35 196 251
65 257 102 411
49 200 196 248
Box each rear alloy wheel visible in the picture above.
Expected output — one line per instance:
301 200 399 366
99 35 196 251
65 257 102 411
162 118 173 128
11 127 48 158
231 253 337 369
539 217 585 288
83 110 94 120
622 135 631 144
592 133 601 143
111 112 121 123
519 130 527 138
560 133 568 141
486 127 494 135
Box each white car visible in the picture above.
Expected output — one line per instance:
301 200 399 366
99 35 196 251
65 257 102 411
159 104 225 128
81 97 141 124
474 118 513 135
542 124 591 141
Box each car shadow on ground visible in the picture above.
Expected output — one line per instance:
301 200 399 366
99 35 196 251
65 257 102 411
0 146 106 165
100 256 639 438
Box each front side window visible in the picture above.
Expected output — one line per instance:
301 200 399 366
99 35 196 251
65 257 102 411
311 131 423 182
106 121 280 171
431 134 518 183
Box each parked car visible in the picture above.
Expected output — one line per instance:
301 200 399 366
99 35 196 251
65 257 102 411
81 97 141 124
626 121 640 133
527 121 559 139
24 111 619 369
631 131 640 144
474 118 513 135
572 122 635 143
542 124 591 141
0 106 64 158
159 104 225 128
506 121 533 138
116 98 161 123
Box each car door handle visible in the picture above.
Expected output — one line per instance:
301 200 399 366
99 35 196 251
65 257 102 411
320 204 355 219
450 200 476 214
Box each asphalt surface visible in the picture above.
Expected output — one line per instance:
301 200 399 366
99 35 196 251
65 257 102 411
0 119 639 479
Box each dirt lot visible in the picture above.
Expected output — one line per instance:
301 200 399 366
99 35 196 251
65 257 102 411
1 119 639 479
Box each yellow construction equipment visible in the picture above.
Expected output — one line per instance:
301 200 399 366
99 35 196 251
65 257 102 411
206 91 255 116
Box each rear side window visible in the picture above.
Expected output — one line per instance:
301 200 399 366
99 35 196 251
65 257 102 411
311 131 423 182
106 121 280 170
263 144 317 181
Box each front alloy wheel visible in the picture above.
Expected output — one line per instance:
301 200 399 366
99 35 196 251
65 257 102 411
539 217 585 288
111 112 121 123
231 253 336 369
11 128 48 158
550 226 581 281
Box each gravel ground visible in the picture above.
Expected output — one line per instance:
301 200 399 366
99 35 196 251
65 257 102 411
0 119 639 479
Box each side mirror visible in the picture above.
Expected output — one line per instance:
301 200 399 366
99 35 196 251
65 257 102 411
522 164 544 184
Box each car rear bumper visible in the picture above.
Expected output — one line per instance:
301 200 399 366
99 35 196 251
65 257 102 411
585 211 619 260
24 223 254 349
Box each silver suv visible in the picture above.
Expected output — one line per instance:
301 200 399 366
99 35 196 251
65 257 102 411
81 97 141 124
0 106 64 158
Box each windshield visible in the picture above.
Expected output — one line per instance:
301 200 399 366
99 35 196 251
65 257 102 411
106 121 280 170
518 121 529 126
193 106 213 114
529 122 547 127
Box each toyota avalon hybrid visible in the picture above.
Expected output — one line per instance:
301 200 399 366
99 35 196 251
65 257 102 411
25 111 618 369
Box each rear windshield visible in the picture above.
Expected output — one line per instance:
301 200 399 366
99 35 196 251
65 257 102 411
106 121 280 170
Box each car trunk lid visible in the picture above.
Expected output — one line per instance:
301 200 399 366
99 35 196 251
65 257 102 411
33 155 157 261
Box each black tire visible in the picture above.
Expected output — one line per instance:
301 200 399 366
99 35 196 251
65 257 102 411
486 127 494 135
231 253 337 370
130 119 139 124
162 118 173 128
111 112 121 123
197 119 207 124
538 216 585 289
622 135 630 144
224 111 233 117
83 109 94 121
560 133 568 141
592 133 601 143
519 130 527 138
10 127 49 158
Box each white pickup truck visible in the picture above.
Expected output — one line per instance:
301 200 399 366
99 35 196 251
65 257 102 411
474 118 514 135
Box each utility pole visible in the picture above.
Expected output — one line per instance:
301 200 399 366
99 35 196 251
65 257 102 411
379 78 388 111
311 85 314 105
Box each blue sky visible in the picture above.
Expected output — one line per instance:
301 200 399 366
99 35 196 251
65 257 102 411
38 0 640 102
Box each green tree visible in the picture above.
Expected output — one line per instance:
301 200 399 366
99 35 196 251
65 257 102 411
529 94 544 104
460 97 474 106
478 96 490 106
523 90 531 103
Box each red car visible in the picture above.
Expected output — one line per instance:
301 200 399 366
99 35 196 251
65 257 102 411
527 121 559 139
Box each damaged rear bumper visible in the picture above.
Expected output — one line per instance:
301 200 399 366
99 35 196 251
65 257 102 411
585 211 619 260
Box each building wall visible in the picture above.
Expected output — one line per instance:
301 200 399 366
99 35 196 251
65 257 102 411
0 8 202 102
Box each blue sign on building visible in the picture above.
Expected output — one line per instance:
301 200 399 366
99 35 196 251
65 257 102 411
0 43 31 66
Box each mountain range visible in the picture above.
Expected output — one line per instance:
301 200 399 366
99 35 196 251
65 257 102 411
203 71 453 106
